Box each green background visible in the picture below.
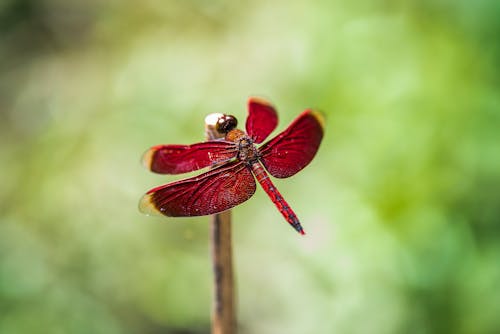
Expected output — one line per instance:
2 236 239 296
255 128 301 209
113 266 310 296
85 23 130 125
1 1 499 333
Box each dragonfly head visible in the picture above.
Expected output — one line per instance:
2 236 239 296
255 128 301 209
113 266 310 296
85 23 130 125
215 114 238 134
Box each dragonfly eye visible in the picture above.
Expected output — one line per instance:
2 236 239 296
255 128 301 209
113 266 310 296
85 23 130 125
216 115 238 134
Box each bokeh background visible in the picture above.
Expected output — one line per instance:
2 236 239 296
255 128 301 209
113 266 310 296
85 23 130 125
1 1 499 333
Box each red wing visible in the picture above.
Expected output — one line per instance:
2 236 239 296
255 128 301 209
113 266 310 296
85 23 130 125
259 109 324 178
142 141 237 174
245 97 278 144
139 161 256 217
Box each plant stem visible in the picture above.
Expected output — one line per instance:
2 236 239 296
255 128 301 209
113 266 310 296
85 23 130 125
210 211 235 334
205 114 236 334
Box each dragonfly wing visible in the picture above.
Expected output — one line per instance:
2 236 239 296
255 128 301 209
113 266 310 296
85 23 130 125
140 161 256 217
259 109 324 178
142 141 237 174
245 97 278 144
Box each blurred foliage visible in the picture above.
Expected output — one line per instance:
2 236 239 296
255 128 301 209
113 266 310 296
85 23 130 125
1 0 500 333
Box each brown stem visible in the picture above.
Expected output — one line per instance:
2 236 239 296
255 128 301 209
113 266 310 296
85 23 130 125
205 114 236 334
210 211 235 334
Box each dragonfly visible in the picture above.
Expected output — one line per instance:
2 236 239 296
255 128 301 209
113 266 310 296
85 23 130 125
139 97 324 235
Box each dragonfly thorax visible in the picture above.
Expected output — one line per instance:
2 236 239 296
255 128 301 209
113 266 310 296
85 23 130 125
237 136 259 163
225 129 260 163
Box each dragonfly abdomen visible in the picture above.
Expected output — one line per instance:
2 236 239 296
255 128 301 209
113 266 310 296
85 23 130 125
251 162 305 235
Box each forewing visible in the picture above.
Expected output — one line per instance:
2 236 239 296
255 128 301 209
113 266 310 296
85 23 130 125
245 97 278 144
142 141 237 174
259 109 324 178
140 161 256 216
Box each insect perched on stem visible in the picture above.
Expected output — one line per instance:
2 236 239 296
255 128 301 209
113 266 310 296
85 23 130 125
140 97 324 234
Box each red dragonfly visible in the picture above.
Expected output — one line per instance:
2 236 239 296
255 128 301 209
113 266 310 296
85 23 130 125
140 97 324 235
